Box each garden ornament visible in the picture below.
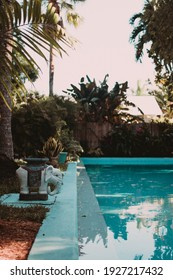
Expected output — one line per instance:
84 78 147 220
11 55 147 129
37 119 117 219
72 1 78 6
39 165 63 195
16 165 63 198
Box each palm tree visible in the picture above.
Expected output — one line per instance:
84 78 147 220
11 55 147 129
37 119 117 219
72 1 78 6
130 0 173 77
0 0 72 159
48 0 86 96
129 0 154 62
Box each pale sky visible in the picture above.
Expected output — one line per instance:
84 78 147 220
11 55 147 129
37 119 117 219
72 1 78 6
27 0 156 95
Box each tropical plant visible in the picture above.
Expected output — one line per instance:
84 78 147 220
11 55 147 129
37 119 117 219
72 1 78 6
149 81 173 119
0 0 72 160
40 136 63 158
12 94 68 157
65 139 83 161
12 42 39 87
152 73 173 120
129 0 173 82
12 93 80 158
38 123 83 163
52 118 83 161
64 74 131 122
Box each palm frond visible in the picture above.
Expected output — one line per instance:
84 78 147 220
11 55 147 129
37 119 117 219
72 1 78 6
70 0 86 3
0 0 73 104
66 12 81 27
61 1 73 10
130 23 145 42
129 13 143 25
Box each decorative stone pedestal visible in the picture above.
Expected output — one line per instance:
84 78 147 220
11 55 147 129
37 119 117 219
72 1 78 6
18 157 49 201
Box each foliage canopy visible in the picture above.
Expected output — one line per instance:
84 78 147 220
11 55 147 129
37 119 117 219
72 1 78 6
64 74 133 123
130 0 173 78
0 0 73 106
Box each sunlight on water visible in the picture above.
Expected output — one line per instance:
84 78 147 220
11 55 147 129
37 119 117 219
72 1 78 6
82 165 173 260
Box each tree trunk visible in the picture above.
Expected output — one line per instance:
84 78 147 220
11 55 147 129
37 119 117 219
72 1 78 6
0 12 14 159
49 44 54 96
0 92 14 159
48 0 61 97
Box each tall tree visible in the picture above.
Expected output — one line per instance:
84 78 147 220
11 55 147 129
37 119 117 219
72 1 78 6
130 0 173 81
0 0 72 159
48 0 86 96
48 0 61 96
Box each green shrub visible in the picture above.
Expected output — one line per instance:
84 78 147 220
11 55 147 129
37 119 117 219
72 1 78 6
12 94 78 157
100 122 173 157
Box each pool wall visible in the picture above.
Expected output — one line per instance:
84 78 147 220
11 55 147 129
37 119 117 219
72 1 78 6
81 157 173 165
77 161 109 259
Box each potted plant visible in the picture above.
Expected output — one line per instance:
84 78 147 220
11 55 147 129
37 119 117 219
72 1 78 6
66 140 84 162
39 137 63 167
57 126 84 162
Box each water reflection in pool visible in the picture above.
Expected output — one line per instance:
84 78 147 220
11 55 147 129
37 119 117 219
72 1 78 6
84 165 173 260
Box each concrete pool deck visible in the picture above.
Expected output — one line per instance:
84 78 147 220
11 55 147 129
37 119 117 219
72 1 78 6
1 160 107 260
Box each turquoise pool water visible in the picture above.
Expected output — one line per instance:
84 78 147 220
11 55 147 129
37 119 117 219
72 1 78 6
85 163 173 260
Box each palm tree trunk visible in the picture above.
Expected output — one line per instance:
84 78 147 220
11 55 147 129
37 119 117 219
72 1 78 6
49 44 54 96
0 1 14 159
0 91 14 159
48 0 61 97
48 0 85 96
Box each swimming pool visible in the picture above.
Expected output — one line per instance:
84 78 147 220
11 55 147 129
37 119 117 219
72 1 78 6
82 158 173 260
